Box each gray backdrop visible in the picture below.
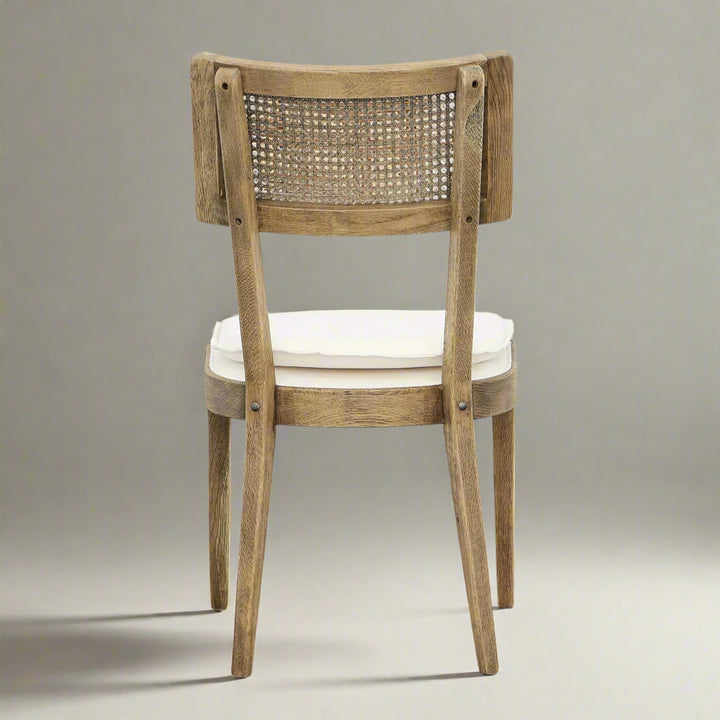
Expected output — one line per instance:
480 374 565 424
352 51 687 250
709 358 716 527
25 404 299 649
2 1 719 718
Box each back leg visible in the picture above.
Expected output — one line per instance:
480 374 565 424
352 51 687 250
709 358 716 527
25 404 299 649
208 410 231 611
444 414 499 675
493 409 515 609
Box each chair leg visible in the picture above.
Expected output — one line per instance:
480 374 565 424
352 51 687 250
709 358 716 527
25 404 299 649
208 410 231 611
493 409 515 609
444 414 499 675
231 411 276 678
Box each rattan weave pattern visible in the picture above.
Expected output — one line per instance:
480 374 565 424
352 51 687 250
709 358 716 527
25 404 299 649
244 93 457 205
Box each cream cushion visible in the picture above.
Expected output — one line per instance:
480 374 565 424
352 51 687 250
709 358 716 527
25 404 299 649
209 309 513 389
211 310 513 369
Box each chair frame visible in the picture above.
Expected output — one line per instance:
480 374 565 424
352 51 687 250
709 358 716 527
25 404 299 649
191 52 515 678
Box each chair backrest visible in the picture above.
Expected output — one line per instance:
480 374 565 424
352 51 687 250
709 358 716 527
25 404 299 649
191 53 512 235
190 52 513 416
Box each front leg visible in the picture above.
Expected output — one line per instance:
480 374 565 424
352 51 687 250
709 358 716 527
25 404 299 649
231 395 276 678
444 410 499 675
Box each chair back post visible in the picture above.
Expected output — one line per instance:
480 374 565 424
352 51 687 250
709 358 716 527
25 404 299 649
442 65 486 416
215 67 276 417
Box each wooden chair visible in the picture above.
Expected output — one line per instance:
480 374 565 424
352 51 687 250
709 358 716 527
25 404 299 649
190 52 515 678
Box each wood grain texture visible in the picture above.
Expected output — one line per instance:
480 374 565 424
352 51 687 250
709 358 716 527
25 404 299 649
480 52 513 224
256 200 451 236
205 346 246 418
208 410 231 610
442 65 485 401
191 55 226 226
275 385 443 427
216 67 278 678
215 68 275 392
204 343 516 426
442 66 498 675
191 52 513 230
493 408 515 609
472 343 517 418
198 53 516 679
445 412 499 674
231 394 276 678
196 52 487 98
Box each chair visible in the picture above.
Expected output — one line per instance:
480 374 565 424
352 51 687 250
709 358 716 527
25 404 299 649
190 51 515 678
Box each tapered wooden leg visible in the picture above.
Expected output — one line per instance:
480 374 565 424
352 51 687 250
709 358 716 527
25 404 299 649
231 408 276 678
208 410 231 611
444 415 499 675
493 409 515 609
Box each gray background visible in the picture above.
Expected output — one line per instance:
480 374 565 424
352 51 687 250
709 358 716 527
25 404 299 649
1 0 719 717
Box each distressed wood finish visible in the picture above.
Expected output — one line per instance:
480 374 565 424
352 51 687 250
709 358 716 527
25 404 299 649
196 51 487 98
256 200 450 236
191 52 513 231
480 52 513 223
208 410 231 610
198 53 516 678
191 55 226 226
204 343 517 426
232 398 276 678
442 66 498 675
215 67 277 678
493 408 515 608
276 385 443 428
215 69 275 391
205 346 246 418
472 345 517 418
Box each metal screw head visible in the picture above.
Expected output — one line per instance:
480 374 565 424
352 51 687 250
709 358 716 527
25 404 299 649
250 401 260 412
458 401 468 411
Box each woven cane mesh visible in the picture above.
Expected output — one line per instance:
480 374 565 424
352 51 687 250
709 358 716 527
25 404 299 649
244 92 456 205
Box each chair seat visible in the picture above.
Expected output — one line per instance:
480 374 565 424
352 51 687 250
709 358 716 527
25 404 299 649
209 309 513 388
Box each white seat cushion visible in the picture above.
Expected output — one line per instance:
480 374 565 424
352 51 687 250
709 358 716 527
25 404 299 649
208 309 513 389
209 344 512 388
211 309 513 369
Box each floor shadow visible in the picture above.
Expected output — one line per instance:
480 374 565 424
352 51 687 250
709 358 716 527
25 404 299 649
389 605 506 618
266 670 484 689
0 616 364 699
44 675 239 695
120 675 237 688
323 670 484 685
4 610 217 627
0 620 229 699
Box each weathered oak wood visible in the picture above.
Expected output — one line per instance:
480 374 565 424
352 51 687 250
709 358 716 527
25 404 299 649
215 69 275 392
191 55 226 226
276 385 443 427
472 345 517 418
442 66 498 675
204 343 516 427
231 395 276 678
256 200 450 236
480 52 513 223
493 408 515 608
191 52 513 231
198 52 515 678
208 410 231 610
216 67 277 678
196 52 487 98
205 346 246 418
